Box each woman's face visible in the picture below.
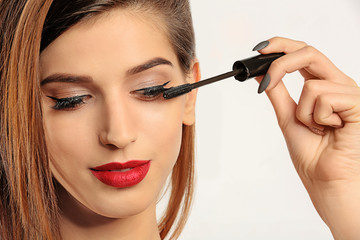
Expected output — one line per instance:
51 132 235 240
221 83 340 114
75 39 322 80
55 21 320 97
39 9 197 218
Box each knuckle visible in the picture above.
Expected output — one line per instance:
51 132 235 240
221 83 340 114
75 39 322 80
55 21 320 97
271 59 283 70
302 45 319 58
269 36 281 42
296 40 307 47
303 45 316 51
313 111 323 124
295 103 315 127
295 105 308 122
301 45 321 65
303 80 322 93
317 94 330 105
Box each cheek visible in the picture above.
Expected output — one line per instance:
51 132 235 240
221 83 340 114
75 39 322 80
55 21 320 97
45 114 91 159
43 110 97 186
136 100 184 158
132 99 185 177
132 100 184 204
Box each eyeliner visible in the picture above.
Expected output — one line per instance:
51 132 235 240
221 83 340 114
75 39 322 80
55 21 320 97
163 53 284 99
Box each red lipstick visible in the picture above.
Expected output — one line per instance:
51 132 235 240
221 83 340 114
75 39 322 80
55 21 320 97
90 160 150 188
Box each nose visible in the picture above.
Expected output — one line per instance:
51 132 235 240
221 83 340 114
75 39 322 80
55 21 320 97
99 99 137 149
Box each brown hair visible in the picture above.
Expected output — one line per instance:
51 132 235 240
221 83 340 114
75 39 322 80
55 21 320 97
0 0 196 239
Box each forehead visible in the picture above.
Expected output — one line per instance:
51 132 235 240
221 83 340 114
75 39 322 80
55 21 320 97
39 8 178 77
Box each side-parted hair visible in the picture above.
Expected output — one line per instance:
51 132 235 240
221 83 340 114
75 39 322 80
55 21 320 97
0 0 196 239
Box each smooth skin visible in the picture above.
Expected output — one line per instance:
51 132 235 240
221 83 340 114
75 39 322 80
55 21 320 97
40 9 199 240
257 37 360 240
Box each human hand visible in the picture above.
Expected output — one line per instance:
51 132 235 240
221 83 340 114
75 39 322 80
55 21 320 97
254 37 360 240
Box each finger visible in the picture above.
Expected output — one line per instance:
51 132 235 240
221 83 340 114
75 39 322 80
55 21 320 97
257 36 307 54
314 93 360 126
296 80 326 131
260 73 328 136
263 77 297 130
296 80 360 129
255 37 356 90
266 46 351 93
255 76 262 82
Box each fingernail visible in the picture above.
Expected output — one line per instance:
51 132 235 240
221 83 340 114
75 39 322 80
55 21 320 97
258 73 270 94
309 127 325 136
252 40 269 51
330 124 344 129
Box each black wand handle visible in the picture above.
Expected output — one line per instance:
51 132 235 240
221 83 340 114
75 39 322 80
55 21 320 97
232 53 285 82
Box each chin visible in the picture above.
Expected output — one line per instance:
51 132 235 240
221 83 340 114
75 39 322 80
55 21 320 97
59 180 159 221
87 196 155 219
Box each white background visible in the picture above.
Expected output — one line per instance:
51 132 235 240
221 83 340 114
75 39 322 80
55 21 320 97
158 1 360 239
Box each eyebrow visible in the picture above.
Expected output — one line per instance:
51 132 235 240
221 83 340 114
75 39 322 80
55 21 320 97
40 57 173 86
40 74 93 86
126 57 173 76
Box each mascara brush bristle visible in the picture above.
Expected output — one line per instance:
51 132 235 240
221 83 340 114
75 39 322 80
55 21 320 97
163 84 193 99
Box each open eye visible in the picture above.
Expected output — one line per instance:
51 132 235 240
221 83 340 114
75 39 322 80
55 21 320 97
47 95 90 110
131 81 170 101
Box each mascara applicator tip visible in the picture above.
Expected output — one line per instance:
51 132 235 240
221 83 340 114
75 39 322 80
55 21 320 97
163 84 193 99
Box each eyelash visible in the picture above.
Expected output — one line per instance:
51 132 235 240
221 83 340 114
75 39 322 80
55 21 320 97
130 81 170 101
47 82 169 110
47 95 89 110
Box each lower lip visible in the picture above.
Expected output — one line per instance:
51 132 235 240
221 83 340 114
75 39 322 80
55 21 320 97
90 161 150 188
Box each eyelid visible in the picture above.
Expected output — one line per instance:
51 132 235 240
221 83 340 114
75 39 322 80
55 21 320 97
41 84 93 98
131 81 170 96
47 94 90 110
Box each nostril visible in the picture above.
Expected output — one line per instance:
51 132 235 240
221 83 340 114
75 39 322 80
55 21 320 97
99 134 117 149
99 130 136 150
105 143 119 150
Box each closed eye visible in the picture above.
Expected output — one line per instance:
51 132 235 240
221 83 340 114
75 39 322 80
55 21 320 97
131 81 170 100
47 95 90 110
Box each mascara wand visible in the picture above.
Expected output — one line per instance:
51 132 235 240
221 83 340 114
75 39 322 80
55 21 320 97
163 52 284 99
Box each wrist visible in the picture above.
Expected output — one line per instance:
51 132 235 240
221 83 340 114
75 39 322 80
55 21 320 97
306 181 360 240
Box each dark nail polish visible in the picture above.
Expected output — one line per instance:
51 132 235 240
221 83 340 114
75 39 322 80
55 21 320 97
252 40 269 51
258 73 270 94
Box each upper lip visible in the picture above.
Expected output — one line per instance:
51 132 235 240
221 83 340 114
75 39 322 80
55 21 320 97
90 160 150 171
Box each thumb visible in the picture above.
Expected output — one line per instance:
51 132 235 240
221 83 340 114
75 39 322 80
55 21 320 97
259 75 298 132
